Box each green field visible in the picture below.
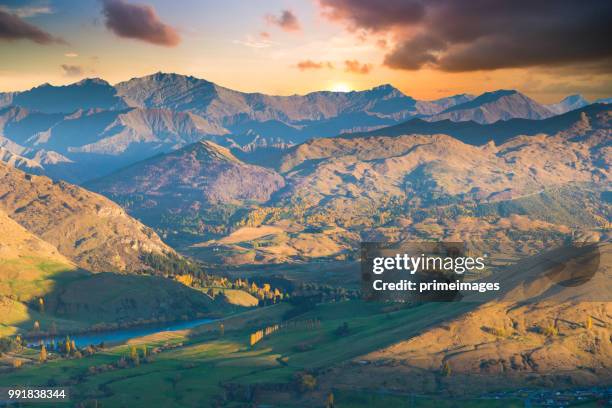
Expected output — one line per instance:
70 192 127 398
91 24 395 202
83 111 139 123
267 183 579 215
0 300 484 407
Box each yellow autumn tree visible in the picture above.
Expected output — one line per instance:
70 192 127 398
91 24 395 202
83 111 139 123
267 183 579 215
585 316 593 330
39 344 47 363
176 274 193 286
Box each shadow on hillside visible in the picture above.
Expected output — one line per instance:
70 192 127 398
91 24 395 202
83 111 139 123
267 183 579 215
10 270 220 341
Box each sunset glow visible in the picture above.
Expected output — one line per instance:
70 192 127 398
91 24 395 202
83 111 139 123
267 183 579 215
329 82 352 93
0 0 610 103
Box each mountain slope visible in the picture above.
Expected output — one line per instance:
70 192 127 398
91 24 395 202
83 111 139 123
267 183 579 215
0 208 223 336
87 140 285 216
427 90 554 124
1 74 608 183
546 94 589 114
0 161 174 272
342 103 611 146
0 146 43 174
1 79 126 113
184 105 609 263
115 74 421 122
321 243 612 394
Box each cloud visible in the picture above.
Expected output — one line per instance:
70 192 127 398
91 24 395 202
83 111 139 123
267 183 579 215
233 34 273 49
259 31 270 39
0 0 53 18
0 8 64 44
101 0 180 46
319 0 612 72
61 64 84 77
344 59 371 74
265 9 301 32
296 60 334 70
64 52 78 57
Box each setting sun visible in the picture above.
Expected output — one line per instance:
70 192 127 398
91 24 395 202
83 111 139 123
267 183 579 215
330 83 352 92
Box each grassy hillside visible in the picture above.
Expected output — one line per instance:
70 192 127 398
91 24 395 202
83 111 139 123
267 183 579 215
0 162 174 273
0 209 236 337
1 243 608 406
0 300 475 407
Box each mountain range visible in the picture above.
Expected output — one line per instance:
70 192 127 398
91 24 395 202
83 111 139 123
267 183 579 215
0 73 610 398
0 73 605 183
86 103 610 263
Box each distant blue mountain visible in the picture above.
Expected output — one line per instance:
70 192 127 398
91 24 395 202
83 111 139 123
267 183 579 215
547 94 589 114
0 73 608 183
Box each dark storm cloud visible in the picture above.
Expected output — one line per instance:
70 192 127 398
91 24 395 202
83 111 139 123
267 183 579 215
101 0 180 46
319 0 612 72
265 10 301 32
0 8 63 44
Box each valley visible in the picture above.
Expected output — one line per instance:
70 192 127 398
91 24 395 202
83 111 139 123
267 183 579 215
0 74 609 407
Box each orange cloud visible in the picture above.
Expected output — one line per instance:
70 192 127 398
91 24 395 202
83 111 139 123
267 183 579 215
102 0 180 47
296 60 334 70
344 60 372 74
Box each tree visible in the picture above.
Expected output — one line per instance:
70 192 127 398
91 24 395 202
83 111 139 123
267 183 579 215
129 346 139 365
141 345 148 359
326 392 334 408
39 344 47 362
33 321 40 332
219 323 224 337
585 316 593 330
543 324 558 337
38 297 45 313
176 274 193 286
296 373 317 392
442 361 452 377
64 336 72 354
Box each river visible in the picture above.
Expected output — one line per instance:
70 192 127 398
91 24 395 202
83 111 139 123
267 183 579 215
28 317 215 348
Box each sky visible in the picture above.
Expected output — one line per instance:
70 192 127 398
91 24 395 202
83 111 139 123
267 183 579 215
0 0 611 103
